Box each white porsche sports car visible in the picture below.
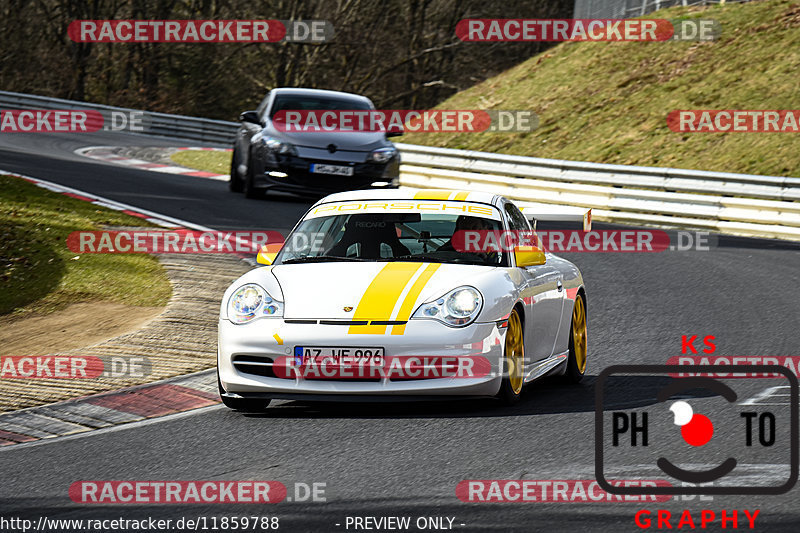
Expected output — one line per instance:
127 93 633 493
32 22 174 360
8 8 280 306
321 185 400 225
218 189 587 410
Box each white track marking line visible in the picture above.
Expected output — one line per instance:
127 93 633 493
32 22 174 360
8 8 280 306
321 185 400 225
74 145 229 181
1 169 215 232
739 385 792 406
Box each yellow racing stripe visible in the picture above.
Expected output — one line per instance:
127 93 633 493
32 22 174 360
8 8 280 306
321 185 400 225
413 190 470 201
391 263 441 335
348 263 422 334
413 190 452 200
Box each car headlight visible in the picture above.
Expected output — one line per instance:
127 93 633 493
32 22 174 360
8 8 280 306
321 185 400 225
262 136 298 156
227 283 284 324
412 286 483 327
367 147 397 163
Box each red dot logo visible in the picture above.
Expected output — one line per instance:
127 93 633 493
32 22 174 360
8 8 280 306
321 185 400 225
670 401 714 447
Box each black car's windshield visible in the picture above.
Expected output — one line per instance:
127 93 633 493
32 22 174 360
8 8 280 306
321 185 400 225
275 209 508 267
269 95 372 119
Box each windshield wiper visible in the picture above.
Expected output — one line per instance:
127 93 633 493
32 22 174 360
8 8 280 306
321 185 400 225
386 254 489 265
281 255 365 264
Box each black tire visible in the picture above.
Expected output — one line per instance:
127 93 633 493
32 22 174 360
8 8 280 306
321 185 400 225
564 294 588 383
243 149 264 199
497 307 525 405
229 147 243 192
217 373 270 412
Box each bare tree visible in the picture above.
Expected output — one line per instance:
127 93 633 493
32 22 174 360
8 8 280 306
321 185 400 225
0 0 573 119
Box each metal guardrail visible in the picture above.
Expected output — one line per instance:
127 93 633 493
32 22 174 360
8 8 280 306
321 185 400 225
2 91 798 240
395 143 800 241
0 90 238 144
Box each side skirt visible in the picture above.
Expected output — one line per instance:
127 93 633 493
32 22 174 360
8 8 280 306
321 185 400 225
523 350 569 383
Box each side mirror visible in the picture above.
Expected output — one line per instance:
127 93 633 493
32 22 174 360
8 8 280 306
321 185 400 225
256 243 283 265
385 128 404 138
514 245 545 267
239 110 263 126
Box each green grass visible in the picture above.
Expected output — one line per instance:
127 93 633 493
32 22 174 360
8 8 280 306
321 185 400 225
171 150 232 174
402 0 800 176
0 175 172 316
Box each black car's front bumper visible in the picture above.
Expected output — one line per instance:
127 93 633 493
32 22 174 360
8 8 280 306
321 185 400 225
253 153 399 196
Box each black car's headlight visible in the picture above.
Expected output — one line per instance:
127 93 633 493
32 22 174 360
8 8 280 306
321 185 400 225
227 283 284 324
412 286 483 327
262 136 299 156
367 147 397 163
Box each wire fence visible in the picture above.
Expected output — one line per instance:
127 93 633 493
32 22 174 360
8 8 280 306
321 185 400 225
573 0 752 19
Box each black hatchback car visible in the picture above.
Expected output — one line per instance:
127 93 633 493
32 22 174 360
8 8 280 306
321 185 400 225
230 88 401 198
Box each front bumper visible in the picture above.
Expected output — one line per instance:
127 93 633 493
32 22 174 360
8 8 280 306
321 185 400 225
218 318 505 398
253 153 399 195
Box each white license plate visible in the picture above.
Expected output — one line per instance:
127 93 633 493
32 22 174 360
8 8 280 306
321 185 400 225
310 164 354 176
294 346 384 367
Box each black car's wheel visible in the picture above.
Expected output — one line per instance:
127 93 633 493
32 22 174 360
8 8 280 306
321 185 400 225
217 373 270 412
564 294 587 383
497 307 525 405
243 151 263 199
229 147 243 192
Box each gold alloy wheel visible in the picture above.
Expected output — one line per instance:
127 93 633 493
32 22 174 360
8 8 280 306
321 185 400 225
572 296 587 374
505 309 524 394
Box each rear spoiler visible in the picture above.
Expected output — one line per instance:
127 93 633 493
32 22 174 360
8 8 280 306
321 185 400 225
518 204 592 231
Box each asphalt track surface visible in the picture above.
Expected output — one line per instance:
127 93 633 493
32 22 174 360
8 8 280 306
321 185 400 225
1 130 799 532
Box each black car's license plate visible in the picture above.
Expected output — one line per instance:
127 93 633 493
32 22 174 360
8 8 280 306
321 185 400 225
310 163 354 176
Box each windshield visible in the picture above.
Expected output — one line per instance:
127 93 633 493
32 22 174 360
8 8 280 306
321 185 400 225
269 95 372 119
275 210 508 267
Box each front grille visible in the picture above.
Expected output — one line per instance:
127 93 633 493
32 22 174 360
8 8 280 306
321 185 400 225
302 374 382 383
269 157 391 190
283 319 407 326
232 355 278 378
